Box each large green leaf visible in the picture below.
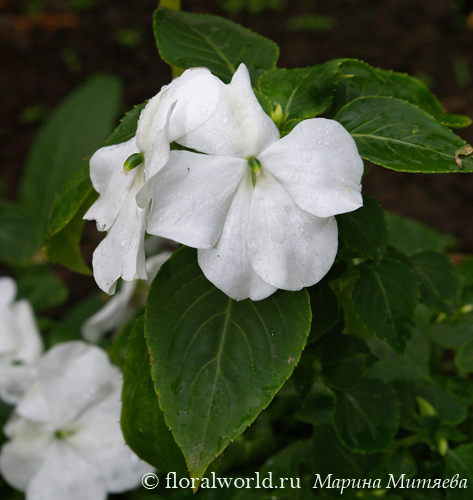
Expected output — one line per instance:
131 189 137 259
307 281 340 344
336 195 387 258
455 337 473 376
334 378 400 453
145 246 311 481
331 59 471 128
335 96 473 173
153 7 279 84
410 251 460 315
445 445 473 500
18 74 122 240
121 317 188 476
0 201 38 266
44 103 145 273
257 59 342 121
352 257 419 353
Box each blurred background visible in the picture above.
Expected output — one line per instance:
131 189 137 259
2 0 473 254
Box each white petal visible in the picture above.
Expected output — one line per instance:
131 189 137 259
247 172 338 290
10 300 43 363
81 282 136 343
0 364 39 405
146 151 246 248
91 167 147 295
16 342 120 427
69 386 154 493
26 440 107 500
198 174 277 301
179 64 280 158
137 68 222 151
0 416 53 491
145 251 173 284
259 118 364 217
0 277 16 307
84 138 139 232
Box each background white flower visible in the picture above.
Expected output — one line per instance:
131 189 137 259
0 277 43 405
85 68 222 294
82 247 174 343
145 64 364 300
0 341 153 500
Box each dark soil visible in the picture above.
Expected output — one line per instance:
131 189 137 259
2 0 473 256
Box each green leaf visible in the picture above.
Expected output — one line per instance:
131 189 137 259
331 59 471 128
334 378 400 453
445 445 473 500
455 337 473 376
145 246 311 481
385 212 456 256
368 326 431 383
310 424 380 478
336 195 387 258
121 317 188 476
44 163 96 274
352 257 419 354
18 74 122 240
335 96 473 173
153 7 279 84
257 59 342 121
410 251 460 314
44 103 145 273
16 264 68 312
0 201 38 266
307 281 340 343
427 318 473 350
457 257 473 288
320 334 371 390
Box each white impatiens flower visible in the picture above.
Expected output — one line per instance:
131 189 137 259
145 64 364 300
0 341 153 500
0 277 43 405
81 249 174 343
85 68 223 294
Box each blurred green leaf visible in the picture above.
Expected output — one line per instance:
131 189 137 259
334 378 400 453
445 444 473 499
18 74 122 242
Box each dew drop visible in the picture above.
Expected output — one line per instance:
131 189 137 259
171 378 183 395
120 239 126 248
269 328 275 337
199 105 208 115
222 116 229 125
251 362 256 372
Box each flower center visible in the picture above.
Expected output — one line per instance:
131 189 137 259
123 152 144 173
55 428 76 439
247 156 262 187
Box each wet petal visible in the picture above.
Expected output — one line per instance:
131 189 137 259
260 118 363 217
147 151 246 248
91 167 147 294
247 172 338 290
198 175 277 301
179 64 280 158
84 138 139 232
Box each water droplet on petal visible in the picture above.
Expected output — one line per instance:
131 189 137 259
222 116 229 125
199 105 208 116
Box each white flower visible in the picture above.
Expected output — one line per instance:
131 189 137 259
0 341 153 500
85 68 223 294
81 249 173 343
0 277 43 405
145 64 364 300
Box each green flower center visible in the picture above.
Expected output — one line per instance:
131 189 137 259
248 156 262 187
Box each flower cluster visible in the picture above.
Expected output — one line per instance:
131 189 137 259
86 64 364 300
0 278 153 500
